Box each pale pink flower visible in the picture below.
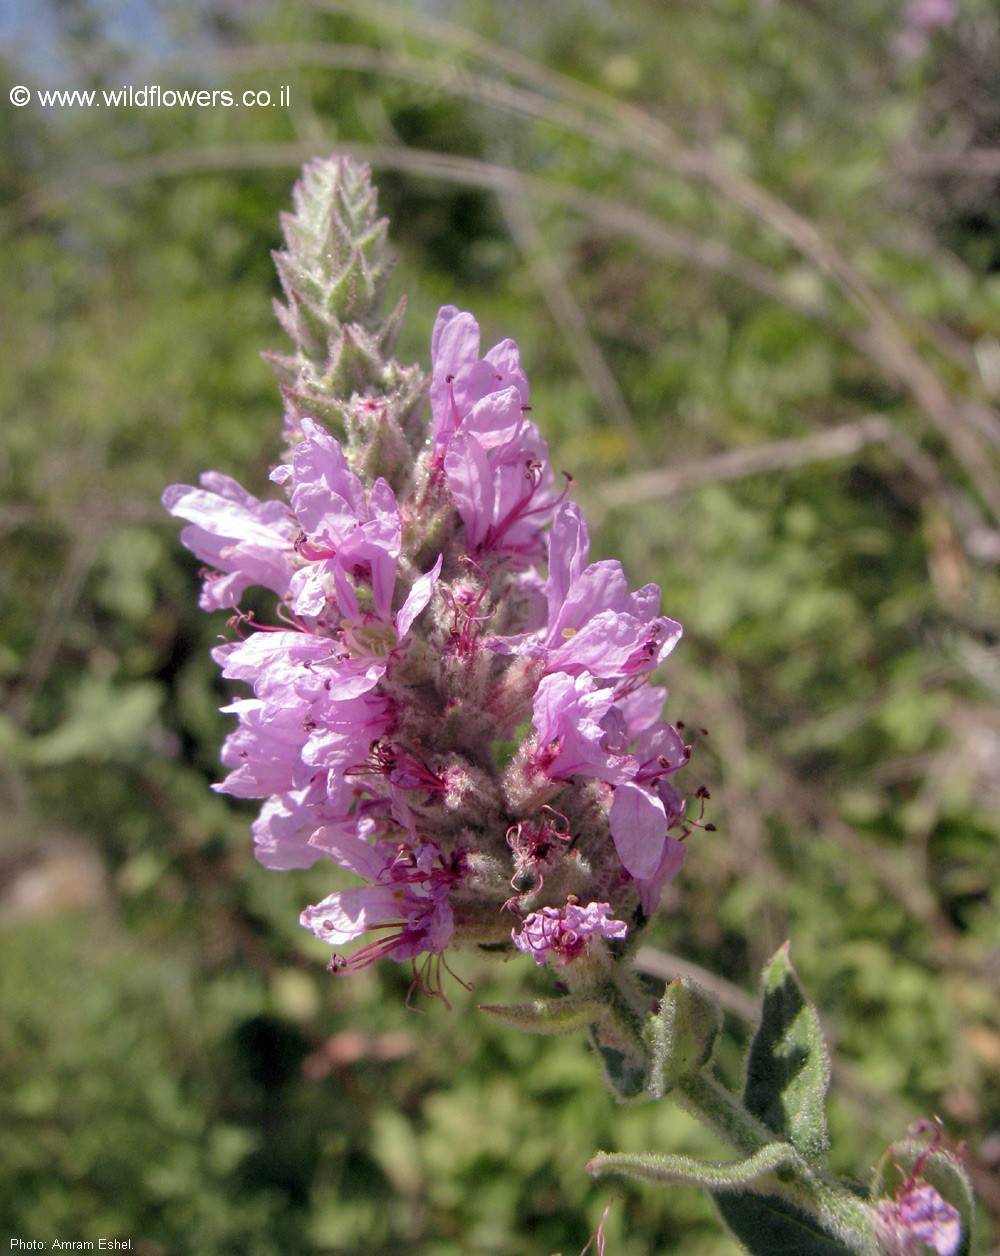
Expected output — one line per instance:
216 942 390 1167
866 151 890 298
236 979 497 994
513 900 627 966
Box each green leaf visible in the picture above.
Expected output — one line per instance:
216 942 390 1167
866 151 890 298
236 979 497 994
649 977 723 1097
589 1139 801 1190
589 1030 648 1100
743 943 831 1164
325 324 384 397
478 995 608 1036
588 985 653 1101
26 677 164 767
714 1192 867 1256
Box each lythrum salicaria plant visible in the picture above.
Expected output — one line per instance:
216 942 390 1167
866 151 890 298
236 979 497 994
164 156 974 1256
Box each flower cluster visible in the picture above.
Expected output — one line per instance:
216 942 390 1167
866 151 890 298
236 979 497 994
513 900 627 967
164 159 697 992
873 1182 961 1256
871 1121 963 1256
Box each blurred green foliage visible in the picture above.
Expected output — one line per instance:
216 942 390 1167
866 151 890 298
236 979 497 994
2 2 999 1252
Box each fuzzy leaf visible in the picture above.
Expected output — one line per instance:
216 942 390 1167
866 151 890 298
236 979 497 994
478 995 607 1036
326 324 384 396
743 943 831 1164
481 995 649 1100
649 977 723 1097
715 1192 867 1256
581 979 656 1101
590 1033 648 1100
589 1140 801 1190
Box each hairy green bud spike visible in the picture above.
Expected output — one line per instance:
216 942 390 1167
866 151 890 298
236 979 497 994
266 155 426 484
377 294 408 363
272 158 394 351
270 158 393 375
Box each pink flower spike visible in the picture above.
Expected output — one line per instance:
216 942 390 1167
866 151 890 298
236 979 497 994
164 168 701 996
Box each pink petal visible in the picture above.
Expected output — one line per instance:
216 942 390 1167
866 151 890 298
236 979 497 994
609 782 668 879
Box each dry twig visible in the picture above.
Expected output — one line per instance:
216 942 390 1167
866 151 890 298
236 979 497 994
493 167 642 456
309 0 1000 520
597 415 1000 563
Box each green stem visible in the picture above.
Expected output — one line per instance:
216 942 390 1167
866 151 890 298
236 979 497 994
675 1069 775 1156
677 1074 878 1254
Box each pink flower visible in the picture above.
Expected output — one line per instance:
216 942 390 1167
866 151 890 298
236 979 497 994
905 0 956 30
444 427 564 561
430 306 564 561
513 900 627 966
892 0 956 61
872 1119 964 1256
161 472 296 610
525 668 691 907
536 503 682 680
529 672 631 784
631 823 687 916
214 697 313 799
301 836 460 968
273 418 405 622
430 305 530 452
167 412 446 904
873 1182 961 1256
608 721 690 878
251 780 346 871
